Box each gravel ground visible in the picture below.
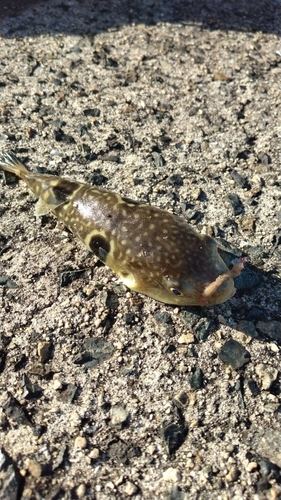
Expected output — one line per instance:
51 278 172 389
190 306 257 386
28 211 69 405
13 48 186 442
0 1 281 499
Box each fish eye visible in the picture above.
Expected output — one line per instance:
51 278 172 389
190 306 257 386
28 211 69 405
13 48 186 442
170 288 182 296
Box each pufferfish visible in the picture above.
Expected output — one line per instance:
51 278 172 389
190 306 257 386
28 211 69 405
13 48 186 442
0 152 244 306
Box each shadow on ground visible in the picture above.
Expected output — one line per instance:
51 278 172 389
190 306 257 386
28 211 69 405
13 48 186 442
0 0 280 37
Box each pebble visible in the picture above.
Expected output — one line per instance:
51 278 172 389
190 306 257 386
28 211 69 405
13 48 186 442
53 379 63 390
76 484 86 498
194 318 214 341
27 459 42 478
162 467 182 483
74 436 87 449
154 311 172 324
225 465 240 482
89 448 100 460
253 428 281 468
0 448 20 500
189 367 203 390
246 461 258 472
123 481 138 496
237 320 258 338
174 391 189 408
255 364 278 390
147 444 157 455
234 268 259 291
246 307 264 320
56 383 77 404
37 341 53 363
110 405 129 428
74 337 115 369
177 333 195 344
256 321 281 344
226 193 244 215
230 169 249 189
247 379 260 397
238 216 256 233
162 423 187 455
259 459 280 480
258 151 271 165
219 339 250 370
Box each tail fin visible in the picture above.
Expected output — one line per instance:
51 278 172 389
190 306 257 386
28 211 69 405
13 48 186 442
0 152 29 180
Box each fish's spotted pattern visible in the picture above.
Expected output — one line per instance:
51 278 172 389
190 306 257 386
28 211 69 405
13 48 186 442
0 152 244 305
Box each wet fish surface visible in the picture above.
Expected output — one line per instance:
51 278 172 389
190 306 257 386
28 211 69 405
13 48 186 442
0 152 244 306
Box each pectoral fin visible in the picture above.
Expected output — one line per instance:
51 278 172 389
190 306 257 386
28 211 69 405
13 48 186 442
34 199 53 216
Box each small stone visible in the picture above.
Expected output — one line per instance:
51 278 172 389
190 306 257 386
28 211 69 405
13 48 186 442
163 467 182 483
239 216 256 233
89 448 100 459
152 151 165 167
110 405 129 428
189 367 203 390
219 339 250 370
154 311 172 324
268 486 281 500
259 459 280 480
83 108 100 117
213 71 229 81
74 436 87 449
37 341 53 363
253 429 281 468
76 484 86 498
234 268 259 291
256 321 281 344
162 423 187 455
255 364 278 390
246 461 258 472
74 337 115 369
57 383 77 404
226 193 244 215
53 379 63 390
258 151 271 165
225 465 240 482
22 489 33 499
246 307 264 320
27 459 42 478
247 379 260 396
147 444 157 455
123 481 138 496
230 169 249 189
194 318 214 341
177 333 195 344
174 391 189 408
0 448 20 500
237 320 258 338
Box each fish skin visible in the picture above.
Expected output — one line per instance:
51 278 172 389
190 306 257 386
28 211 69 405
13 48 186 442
0 152 243 306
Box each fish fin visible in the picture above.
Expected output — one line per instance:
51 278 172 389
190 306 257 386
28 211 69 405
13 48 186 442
0 152 29 180
42 179 81 206
34 199 53 217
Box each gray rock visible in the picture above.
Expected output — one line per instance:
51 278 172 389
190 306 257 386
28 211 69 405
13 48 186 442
0 449 21 500
74 338 115 369
256 321 281 344
219 339 251 370
110 405 129 428
189 367 204 390
234 268 259 290
237 320 258 338
253 428 281 468
162 423 188 456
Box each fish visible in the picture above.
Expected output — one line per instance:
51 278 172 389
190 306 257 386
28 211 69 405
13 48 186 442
0 152 244 306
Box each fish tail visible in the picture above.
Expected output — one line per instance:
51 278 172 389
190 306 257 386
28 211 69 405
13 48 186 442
0 152 29 180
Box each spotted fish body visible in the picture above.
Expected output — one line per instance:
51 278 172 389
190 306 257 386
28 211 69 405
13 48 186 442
0 152 243 306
